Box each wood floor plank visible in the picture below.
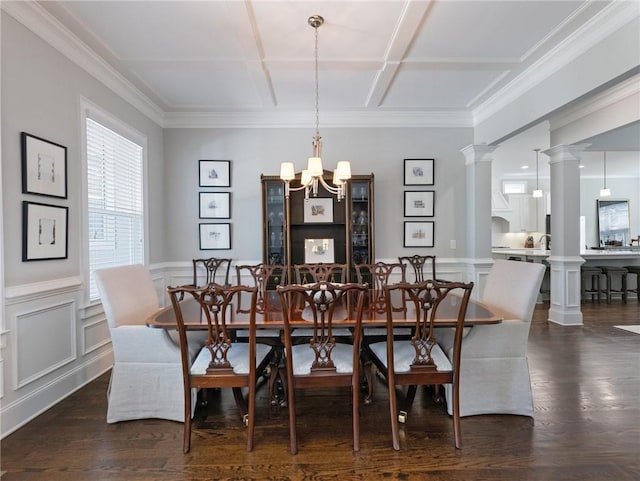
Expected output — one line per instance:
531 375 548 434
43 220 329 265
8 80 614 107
1 301 639 480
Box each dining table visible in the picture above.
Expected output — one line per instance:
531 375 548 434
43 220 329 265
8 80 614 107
146 289 504 330
147 287 503 405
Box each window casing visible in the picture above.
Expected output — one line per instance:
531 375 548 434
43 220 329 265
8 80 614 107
84 113 145 302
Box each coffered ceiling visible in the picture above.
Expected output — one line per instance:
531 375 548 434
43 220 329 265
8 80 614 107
38 0 614 123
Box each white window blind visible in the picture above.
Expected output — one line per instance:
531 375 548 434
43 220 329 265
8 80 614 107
86 117 144 301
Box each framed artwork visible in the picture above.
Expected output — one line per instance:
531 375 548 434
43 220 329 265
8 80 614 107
22 201 69 261
304 238 335 263
404 190 435 217
21 132 68 198
303 198 334 223
199 223 231 250
199 160 231 187
199 192 231 219
404 221 434 248
404 158 434 186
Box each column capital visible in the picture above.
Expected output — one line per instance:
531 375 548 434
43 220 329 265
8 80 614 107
460 144 499 165
543 143 590 164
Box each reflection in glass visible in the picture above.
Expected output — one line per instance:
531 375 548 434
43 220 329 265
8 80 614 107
597 199 630 247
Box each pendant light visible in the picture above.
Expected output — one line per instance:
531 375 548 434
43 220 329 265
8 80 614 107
600 151 611 197
532 148 543 198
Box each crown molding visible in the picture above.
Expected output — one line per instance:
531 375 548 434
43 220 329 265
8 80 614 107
1 1 165 126
163 109 473 129
549 73 640 130
472 0 639 126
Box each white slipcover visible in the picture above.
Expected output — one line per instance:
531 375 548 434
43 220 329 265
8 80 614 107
95 264 202 423
437 259 545 417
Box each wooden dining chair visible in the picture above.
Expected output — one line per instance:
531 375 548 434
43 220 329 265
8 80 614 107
294 263 347 284
235 263 287 313
167 284 275 453
366 280 474 450
398 255 437 283
354 262 407 314
192 257 232 287
276 281 368 454
354 262 409 403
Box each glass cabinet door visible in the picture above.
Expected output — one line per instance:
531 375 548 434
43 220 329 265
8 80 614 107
263 179 286 265
349 178 373 267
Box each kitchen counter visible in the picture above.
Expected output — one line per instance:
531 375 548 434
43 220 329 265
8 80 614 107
492 248 640 262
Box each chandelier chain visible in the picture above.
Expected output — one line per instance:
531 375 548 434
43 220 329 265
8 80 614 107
314 23 320 138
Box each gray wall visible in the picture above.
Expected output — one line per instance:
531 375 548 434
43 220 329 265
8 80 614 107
1 14 165 287
163 127 474 263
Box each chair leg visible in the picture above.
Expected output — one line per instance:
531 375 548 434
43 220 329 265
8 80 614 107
452 384 462 449
232 387 247 420
388 375 400 450
285 362 297 454
352 380 360 452
183 389 192 454
246 383 255 452
405 385 418 410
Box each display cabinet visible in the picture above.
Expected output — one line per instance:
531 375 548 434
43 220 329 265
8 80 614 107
261 173 374 282
261 176 286 266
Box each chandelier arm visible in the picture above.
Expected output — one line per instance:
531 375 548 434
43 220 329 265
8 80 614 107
317 176 340 194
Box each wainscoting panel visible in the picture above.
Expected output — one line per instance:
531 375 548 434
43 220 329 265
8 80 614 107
14 300 77 389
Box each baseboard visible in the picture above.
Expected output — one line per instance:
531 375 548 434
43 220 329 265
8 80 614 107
0 351 113 439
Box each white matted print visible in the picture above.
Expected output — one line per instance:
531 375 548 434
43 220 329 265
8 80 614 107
21 132 68 198
404 191 434 217
303 198 334 223
199 160 231 187
22 201 69 260
404 158 434 186
199 192 231 219
404 221 434 248
304 238 335 263
199 223 231 250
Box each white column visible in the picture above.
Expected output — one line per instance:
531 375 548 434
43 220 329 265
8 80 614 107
461 144 497 298
543 144 588 326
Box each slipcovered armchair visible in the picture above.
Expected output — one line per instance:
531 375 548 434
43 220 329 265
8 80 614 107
437 259 545 417
95 264 202 423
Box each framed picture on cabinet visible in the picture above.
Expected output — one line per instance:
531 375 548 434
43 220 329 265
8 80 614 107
303 198 334 223
304 238 335 263
199 160 231 187
21 132 68 198
404 190 434 217
404 158 434 186
199 192 231 219
22 201 69 261
403 221 434 248
199 223 231 250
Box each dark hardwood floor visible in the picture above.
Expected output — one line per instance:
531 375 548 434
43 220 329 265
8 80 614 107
2 301 639 481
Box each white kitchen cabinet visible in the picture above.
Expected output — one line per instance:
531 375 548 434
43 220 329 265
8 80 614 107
508 194 539 232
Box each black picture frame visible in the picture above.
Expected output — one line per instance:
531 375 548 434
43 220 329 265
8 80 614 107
199 223 231 250
199 160 231 187
404 190 435 217
22 201 69 261
199 192 231 219
21 132 68 198
404 158 434 186
403 221 434 248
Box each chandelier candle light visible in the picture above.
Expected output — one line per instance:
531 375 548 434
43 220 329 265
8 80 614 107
280 15 352 201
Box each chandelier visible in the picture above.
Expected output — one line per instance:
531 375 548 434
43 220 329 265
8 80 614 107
279 15 351 201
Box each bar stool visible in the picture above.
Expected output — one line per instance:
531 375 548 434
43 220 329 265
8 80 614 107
581 266 602 303
624 265 640 301
597 266 628 303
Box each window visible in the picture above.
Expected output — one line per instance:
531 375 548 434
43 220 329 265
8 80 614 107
502 181 527 194
85 115 145 301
